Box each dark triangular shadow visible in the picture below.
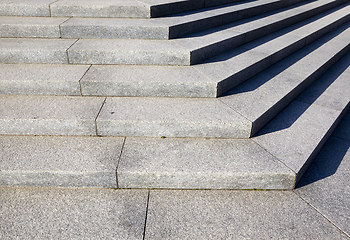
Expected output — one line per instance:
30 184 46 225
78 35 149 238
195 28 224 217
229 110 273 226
296 135 350 188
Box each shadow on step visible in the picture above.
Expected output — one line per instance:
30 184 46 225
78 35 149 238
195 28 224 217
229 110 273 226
220 18 350 97
296 136 350 188
253 52 350 136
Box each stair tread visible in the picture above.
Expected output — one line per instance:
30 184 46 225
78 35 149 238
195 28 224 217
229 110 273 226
0 0 245 18
221 20 350 135
1 2 348 67
253 51 350 182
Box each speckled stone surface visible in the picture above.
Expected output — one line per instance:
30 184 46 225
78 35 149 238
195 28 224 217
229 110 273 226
0 136 124 188
50 0 150 18
80 65 216 97
67 38 189 65
0 64 89 96
145 190 348 239
296 135 350 236
0 188 148 239
0 16 69 38
0 95 104 136
118 137 295 189
96 97 252 138
0 38 77 64
0 0 54 17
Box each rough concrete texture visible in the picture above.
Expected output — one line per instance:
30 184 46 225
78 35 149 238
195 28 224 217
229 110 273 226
60 17 169 39
296 136 350 237
0 0 54 16
253 101 343 176
50 0 150 18
67 38 189 65
145 190 348 239
0 95 104 136
221 24 350 135
195 4 350 94
0 64 89 95
0 188 148 239
80 65 216 98
0 136 124 188
0 38 77 64
96 97 252 138
118 137 295 189
0 16 69 38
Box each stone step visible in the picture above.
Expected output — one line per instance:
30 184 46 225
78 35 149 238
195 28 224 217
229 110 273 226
1 52 349 189
1 8 349 99
116 51 350 190
0 0 310 39
1 3 348 66
0 0 244 18
1 22 349 139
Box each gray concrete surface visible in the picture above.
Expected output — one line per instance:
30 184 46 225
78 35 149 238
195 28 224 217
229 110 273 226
0 16 68 38
1 111 350 239
80 65 216 98
0 95 104 135
0 136 124 188
96 97 252 138
0 64 89 96
0 0 53 17
118 137 295 189
0 38 76 64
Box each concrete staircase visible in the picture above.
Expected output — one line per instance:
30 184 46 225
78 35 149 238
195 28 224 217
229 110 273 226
1 0 350 189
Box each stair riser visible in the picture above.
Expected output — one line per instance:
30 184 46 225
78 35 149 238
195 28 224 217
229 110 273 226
216 10 350 96
190 0 343 65
251 43 350 137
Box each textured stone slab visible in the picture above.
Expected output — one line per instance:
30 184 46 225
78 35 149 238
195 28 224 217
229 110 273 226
145 190 348 239
0 64 89 95
0 188 148 239
0 95 104 135
296 52 350 111
97 97 252 138
81 65 216 97
118 137 295 189
60 17 169 39
50 0 150 18
0 136 124 188
253 101 346 184
0 38 77 64
195 3 350 94
0 16 69 38
0 0 54 17
67 39 189 65
296 136 350 236
221 23 350 136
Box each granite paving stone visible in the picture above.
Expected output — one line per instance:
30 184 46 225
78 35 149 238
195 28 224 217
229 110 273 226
80 65 216 98
118 137 295 189
50 0 150 18
296 136 350 237
67 38 189 65
0 64 89 95
0 95 105 136
0 136 124 188
96 97 252 138
0 0 54 17
60 17 169 39
145 190 348 239
253 101 344 183
0 188 148 239
0 38 77 64
220 27 350 136
0 16 69 38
